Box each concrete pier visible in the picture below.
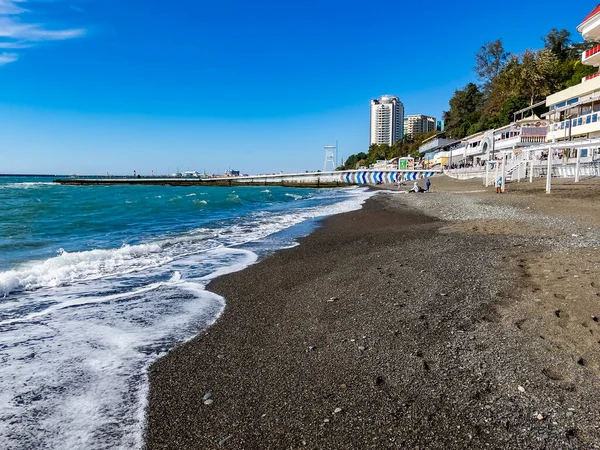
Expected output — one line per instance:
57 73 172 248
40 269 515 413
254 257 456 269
54 170 441 188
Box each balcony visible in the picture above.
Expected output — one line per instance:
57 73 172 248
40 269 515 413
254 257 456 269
583 71 600 83
578 5 600 41
547 110 600 141
583 44 600 66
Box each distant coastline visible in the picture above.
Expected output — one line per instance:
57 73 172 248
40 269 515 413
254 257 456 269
0 173 61 177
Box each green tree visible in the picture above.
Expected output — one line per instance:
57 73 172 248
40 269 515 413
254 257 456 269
565 60 597 87
366 144 389 165
490 96 530 127
474 39 509 90
517 49 558 106
339 152 367 170
443 83 485 139
543 28 572 61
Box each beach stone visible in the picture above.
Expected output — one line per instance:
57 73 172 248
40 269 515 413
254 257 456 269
323 418 330 423
216 354 225 359
339 383 347 390
203 399 213 406
358 346 366 351
218 435 232 446
334 407 342 414
537 414 544 421
566 411 574 417
203 392 212 401
518 386 525 393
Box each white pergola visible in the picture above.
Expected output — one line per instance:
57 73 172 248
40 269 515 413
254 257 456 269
486 138 600 193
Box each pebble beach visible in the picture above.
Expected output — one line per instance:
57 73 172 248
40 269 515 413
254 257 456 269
145 175 600 449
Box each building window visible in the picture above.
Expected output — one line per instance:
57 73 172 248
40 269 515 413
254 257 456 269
581 149 588 158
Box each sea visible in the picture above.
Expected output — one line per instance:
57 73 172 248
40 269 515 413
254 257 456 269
0 176 373 449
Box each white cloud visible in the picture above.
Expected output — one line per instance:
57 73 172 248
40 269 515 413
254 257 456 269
0 51 18 65
0 0 27 15
0 1 85 65
0 39 29 48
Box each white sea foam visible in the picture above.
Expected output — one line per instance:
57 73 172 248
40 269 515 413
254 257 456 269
0 254 237 449
0 243 168 297
0 186 374 449
227 193 240 203
0 182 55 190
285 193 303 200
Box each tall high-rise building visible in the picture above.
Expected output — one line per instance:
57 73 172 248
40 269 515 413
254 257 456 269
403 114 436 138
370 95 404 146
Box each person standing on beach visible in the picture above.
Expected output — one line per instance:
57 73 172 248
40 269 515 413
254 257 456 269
496 175 503 194
425 179 431 192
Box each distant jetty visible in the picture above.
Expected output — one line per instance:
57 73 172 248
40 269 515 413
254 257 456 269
54 170 441 187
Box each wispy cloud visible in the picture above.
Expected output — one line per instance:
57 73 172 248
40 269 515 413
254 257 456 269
0 0 85 65
0 51 18 65
0 0 27 15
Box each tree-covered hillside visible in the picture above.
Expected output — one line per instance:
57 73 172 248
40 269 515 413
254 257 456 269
340 28 596 169
443 29 596 139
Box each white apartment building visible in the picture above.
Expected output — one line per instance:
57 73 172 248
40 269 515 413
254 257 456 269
545 5 600 146
370 95 404 145
403 114 436 138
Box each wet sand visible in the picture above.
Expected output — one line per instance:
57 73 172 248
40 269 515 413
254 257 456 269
146 175 600 449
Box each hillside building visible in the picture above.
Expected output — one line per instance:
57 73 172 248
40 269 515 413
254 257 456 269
370 95 404 146
545 5 600 145
403 114 436 138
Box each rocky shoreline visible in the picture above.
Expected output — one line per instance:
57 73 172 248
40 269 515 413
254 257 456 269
146 177 600 449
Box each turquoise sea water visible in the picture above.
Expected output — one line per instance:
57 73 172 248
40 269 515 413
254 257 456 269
0 176 372 449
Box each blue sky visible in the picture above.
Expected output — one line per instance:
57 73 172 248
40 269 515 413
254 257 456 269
0 0 594 175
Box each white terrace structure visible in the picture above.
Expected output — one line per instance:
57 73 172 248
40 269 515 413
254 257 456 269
544 4 600 161
419 118 549 171
420 131 489 170
418 133 459 169
422 6 600 188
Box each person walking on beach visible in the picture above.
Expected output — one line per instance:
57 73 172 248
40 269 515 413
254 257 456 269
425 178 431 192
496 175 503 194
